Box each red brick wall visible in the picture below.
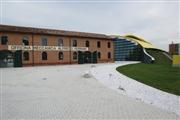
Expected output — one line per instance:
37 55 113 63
169 44 178 55
0 32 114 66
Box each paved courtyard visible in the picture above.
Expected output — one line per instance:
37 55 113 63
0 63 179 119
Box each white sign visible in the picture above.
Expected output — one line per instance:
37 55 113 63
71 47 88 51
8 45 88 51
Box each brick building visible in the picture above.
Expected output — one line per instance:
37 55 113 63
0 24 114 67
169 42 180 55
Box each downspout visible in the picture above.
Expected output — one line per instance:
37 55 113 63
69 37 71 64
113 39 116 62
32 33 34 66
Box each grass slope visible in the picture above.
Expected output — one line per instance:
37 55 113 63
116 63 180 95
146 49 172 65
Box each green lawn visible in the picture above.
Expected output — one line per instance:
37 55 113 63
116 63 180 95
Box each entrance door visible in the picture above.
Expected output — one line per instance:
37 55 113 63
14 50 22 67
78 51 84 64
0 50 14 67
78 51 97 64
84 51 92 63
92 51 97 63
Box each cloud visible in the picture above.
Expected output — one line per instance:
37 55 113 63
1 0 179 51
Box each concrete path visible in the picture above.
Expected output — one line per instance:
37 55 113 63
0 63 179 119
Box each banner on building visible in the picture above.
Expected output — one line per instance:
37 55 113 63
8 45 88 51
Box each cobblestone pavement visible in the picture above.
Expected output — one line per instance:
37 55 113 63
0 63 179 119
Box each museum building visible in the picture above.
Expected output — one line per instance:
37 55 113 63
0 24 114 67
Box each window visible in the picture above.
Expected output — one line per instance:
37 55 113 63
73 52 77 60
97 41 101 48
85 40 89 47
23 51 29 61
1 36 8 45
42 52 47 60
59 52 63 60
72 39 77 47
108 42 111 48
108 52 111 59
41 37 48 46
98 52 101 59
23 36 29 45
58 38 63 46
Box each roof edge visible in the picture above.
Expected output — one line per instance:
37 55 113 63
0 24 113 40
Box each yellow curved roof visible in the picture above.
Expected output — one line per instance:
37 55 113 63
123 35 158 49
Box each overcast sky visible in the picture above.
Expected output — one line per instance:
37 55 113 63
0 0 179 51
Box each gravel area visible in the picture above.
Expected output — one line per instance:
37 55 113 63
91 62 180 117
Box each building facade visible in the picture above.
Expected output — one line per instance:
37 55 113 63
169 42 180 55
113 35 167 64
0 25 114 67
114 38 143 61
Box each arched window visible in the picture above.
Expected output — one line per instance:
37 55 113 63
58 38 63 46
108 52 111 59
1 36 8 45
72 39 77 47
97 41 101 48
22 36 29 45
98 52 101 59
42 52 47 60
108 42 111 48
23 51 29 61
85 40 89 47
59 52 63 60
73 52 77 60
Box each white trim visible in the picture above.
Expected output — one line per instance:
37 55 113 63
143 48 155 61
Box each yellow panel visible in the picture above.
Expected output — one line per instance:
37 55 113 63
173 55 180 65
124 35 157 49
125 35 150 43
124 37 157 49
112 34 164 51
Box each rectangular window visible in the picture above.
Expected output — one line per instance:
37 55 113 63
23 51 29 61
72 40 77 47
97 41 101 48
22 36 29 46
1 36 8 45
108 42 111 48
59 52 63 60
41 37 48 46
58 39 63 46
98 52 101 59
73 52 77 60
108 52 111 59
42 52 48 60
